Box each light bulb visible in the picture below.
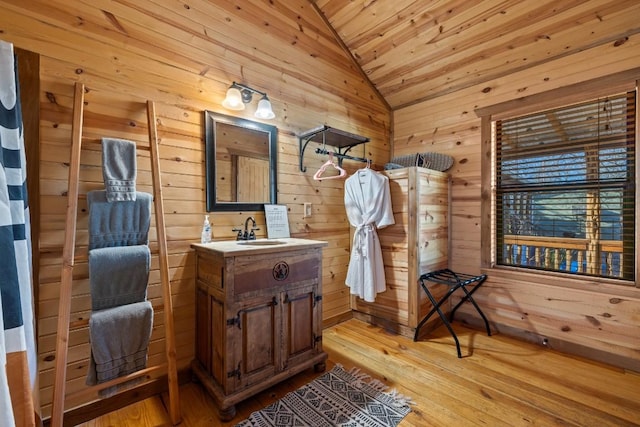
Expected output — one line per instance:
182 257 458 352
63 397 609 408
222 86 245 110
255 95 275 119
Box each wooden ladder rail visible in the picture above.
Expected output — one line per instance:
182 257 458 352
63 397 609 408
147 100 181 425
50 85 181 426
51 82 85 427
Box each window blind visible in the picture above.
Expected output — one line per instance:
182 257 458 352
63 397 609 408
495 91 636 280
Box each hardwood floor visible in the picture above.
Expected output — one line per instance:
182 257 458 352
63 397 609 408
78 319 640 426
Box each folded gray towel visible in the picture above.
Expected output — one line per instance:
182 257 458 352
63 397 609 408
102 137 137 202
89 245 150 310
87 190 151 250
86 301 154 394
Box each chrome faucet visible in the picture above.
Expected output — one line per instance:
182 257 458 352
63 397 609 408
232 216 259 240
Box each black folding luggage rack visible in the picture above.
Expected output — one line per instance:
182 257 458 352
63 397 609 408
413 268 491 358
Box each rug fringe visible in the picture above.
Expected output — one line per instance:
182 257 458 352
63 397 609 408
337 364 414 408
386 388 415 407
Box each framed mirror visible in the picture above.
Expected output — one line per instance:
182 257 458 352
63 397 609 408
204 111 278 211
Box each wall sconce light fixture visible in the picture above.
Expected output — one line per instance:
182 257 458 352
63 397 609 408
222 82 275 119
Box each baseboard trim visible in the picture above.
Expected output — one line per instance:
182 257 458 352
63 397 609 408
349 311 442 341
456 313 639 373
323 311 353 329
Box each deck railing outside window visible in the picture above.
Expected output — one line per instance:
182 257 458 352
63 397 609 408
502 235 625 279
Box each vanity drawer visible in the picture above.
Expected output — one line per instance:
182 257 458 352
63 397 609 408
233 249 321 295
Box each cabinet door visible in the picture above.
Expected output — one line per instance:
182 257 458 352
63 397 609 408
227 294 280 391
195 285 227 392
281 284 321 370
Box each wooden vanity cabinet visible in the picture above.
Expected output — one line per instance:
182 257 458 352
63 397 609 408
191 240 327 420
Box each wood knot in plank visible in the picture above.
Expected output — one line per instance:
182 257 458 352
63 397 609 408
46 92 57 104
585 315 601 327
613 37 628 47
102 10 128 35
480 388 492 399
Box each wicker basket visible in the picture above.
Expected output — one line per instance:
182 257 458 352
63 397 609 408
389 153 423 168
422 152 454 172
387 152 454 172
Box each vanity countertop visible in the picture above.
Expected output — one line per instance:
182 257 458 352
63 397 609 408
191 237 328 257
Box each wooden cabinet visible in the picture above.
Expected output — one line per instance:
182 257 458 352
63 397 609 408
351 167 450 338
191 239 327 420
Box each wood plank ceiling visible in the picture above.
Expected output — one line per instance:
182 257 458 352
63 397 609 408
311 0 640 110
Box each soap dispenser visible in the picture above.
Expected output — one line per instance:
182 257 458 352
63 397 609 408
201 215 212 243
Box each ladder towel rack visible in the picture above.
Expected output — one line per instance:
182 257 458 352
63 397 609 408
50 83 181 426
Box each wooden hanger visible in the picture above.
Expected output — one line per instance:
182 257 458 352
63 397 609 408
313 152 347 180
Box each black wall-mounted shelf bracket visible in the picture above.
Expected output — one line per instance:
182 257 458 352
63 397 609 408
298 125 369 172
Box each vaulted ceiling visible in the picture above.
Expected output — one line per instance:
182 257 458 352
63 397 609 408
312 0 640 110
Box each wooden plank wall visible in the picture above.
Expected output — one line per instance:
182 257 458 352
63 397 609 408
393 33 640 368
0 0 389 417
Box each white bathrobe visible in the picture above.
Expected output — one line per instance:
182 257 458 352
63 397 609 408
344 168 394 302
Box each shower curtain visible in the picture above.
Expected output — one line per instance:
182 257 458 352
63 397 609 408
0 39 38 427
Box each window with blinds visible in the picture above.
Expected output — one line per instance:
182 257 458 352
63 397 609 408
495 91 636 280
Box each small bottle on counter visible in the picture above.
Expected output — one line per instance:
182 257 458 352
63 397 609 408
201 214 212 243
